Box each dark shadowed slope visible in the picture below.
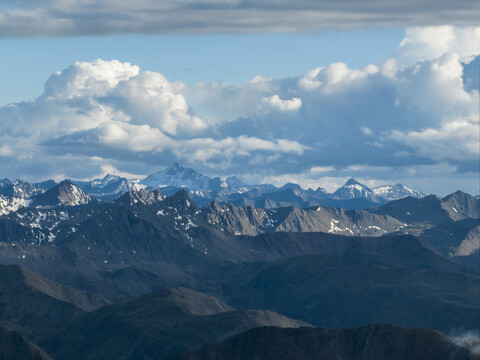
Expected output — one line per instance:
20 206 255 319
237 232 471 273
41 287 310 360
172 325 479 360
0 326 52 360
220 255 480 332
0 264 108 340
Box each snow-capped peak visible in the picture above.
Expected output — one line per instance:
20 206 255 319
332 179 375 200
72 174 144 200
141 163 224 192
344 178 368 189
373 183 427 201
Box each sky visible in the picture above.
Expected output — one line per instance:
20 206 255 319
0 0 479 195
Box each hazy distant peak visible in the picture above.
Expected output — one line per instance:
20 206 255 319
225 176 247 188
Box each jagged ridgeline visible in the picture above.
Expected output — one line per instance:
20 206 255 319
0 180 478 266
1 163 429 212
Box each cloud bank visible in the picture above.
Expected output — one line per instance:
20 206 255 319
0 26 479 194
0 1 479 37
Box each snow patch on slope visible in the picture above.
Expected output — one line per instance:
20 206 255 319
0 195 28 216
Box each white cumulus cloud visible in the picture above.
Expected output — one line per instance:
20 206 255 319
260 95 302 112
299 62 379 93
0 58 307 181
0 27 478 195
389 119 479 162
397 26 480 64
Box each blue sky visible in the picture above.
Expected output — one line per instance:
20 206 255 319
0 1 479 195
0 29 405 105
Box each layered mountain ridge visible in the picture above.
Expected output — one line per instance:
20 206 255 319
0 163 430 212
0 184 478 265
0 263 108 341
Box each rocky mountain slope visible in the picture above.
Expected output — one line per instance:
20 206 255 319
30 180 96 208
374 191 480 265
0 179 56 199
201 201 405 236
374 191 480 224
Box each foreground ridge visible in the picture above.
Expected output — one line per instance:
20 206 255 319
172 325 480 360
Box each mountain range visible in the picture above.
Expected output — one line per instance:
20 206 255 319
0 182 477 269
1 179 477 262
0 168 478 359
0 163 429 213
